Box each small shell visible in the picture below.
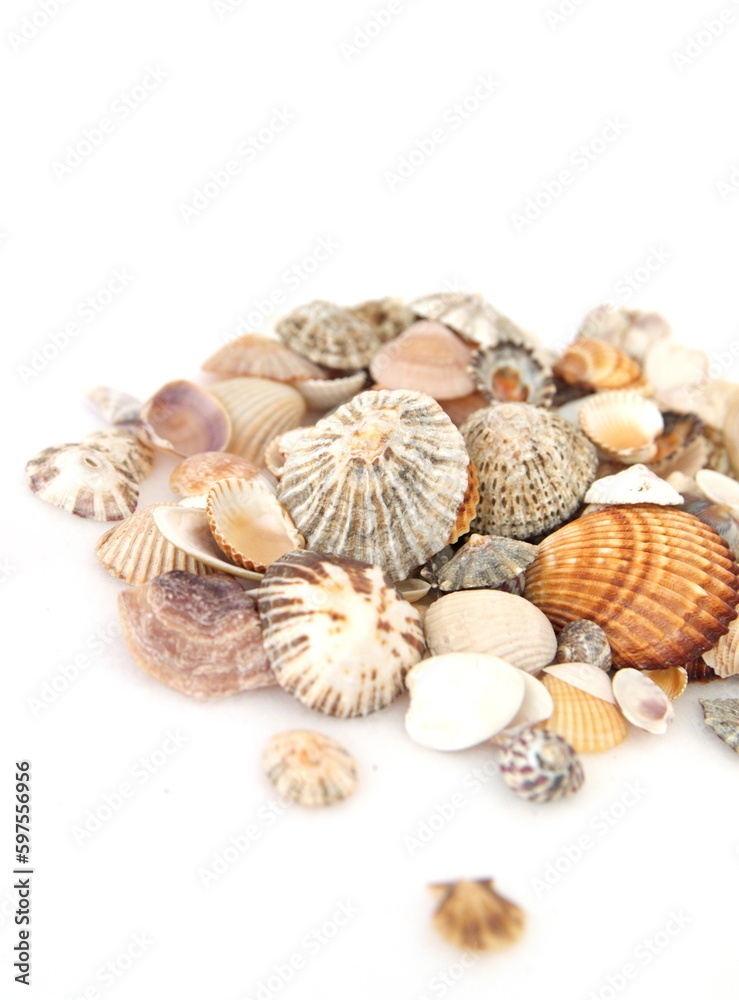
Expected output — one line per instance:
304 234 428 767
433 534 539 592
577 306 670 363
202 334 326 382
584 464 683 506
681 498 739 560
504 672 555 730
702 615 739 678
152 504 262 580
141 380 232 456
169 451 261 500
555 620 612 671
262 731 357 807
118 571 274 698
448 462 479 543
642 666 688 700
26 443 138 521
295 371 367 411
257 550 425 718
469 341 555 406
686 657 717 682
263 428 311 479
642 338 709 414
429 880 525 952
578 390 664 463
723 390 739 475
369 321 475 400
81 428 155 483
699 698 739 753
348 297 413 343
540 673 627 752
411 292 539 350
696 469 739 509
493 726 584 803
612 668 675 734
209 377 307 464
543 661 616 703
405 653 526 750
395 578 432 602
649 411 705 478
276 299 379 369
554 338 646 391
86 385 142 424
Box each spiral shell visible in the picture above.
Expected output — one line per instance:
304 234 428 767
555 620 612 671
493 726 584 803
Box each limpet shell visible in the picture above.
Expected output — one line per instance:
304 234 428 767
262 730 357 807
432 534 538 592
152 505 263 580
118 571 273 698
295 371 367 411
169 451 261 501
276 299 379 369
643 666 688 700
411 292 538 350
429 880 525 952
493 726 584 803
86 385 142 425
554 338 646 392
699 698 739 753
202 334 325 382
540 672 627 753
555 620 612 671
256 550 425 718
577 305 670 363
579 390 664 463
612 668 674 734
348 297 413 343
369 321 475 400
469 341 554 406
209 377 307 464
81 428 155 484
26 443 138 521
584 464 683 506
141 380 231 456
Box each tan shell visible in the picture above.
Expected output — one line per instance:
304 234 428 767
584 464 683 506
430 534 538 592
703 615 739 678
208 377 306 464
202 334 325 382
429 880 525 952
169 451 261 500
256 550 425 718
263 428 311 479
276 389 469 581
411 292 539 350
540 673 627 752
26 443 139 521
461 402 598 539
554 338 646 391
348 297 413 343
578 390 664 463
696 469 739 509
649 412 708 480
96 504 214 584
85 385 142 425
262 731 357 807
543 661 616 703
724 390 739 475
469 341 554 406
643 666 688 700
81 428 155 483
275 299 380 369
525 505 739 668
369 321 475 400
118 571 273 697
295 371 367 411
140 380 231 456
577 306 671 363
152 504 263 580
439 390 490 428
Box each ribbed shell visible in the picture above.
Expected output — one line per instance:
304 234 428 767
262 731 357 807
469 342 554 406
448 462 479 543
433 534 538 591
642 666 688 699
209 377 306 464
169 451 261 498
202 334 326 382
540 674 628 752
295 371 367 411
703 615 739 678
81 428 155 483
411 292 538 350
461 403 598 540
577 306 671 363
494 726 584 803
579 390 664 463
554 338 646 391
430 880 526 953
276 389 469 581
275 299 379 369
369 321 475 400
26 443 139 521
348 297 413 344
525 505 739 668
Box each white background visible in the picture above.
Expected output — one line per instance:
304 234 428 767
4 1 739 998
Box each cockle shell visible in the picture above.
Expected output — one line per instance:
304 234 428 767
86 385 142 425
276 389 469 581
539 672 627 752
554 338 646 392
411 292 538 351
584 464 683 506
578 390 664 463
26 443 138 521
703 614 739 678
682 497 739 560
348 297 413 343
423 590 557 673
202 334 326 382
295 370 367 411
369 321 475 400
612 668 674 734
525 505 739 668
555 620 612 671
276 299 379 369
152 504 263 580
577 305 671 363
493 726 584 803
256 550 425 718
263 428 311 479
430 534 539 592
118 571 273 698
699 698 739 753
81 428 155 483
461 403 598 539
429 880 525 952
643 666 688 700
262 731 357 807
140 380 232 456
208 377 307 464
169 451 261 501
469 341 555 406
405 653 526 750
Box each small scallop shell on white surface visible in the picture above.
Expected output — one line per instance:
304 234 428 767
493 726 584 803
429 880 526 952
584 464 683 506
169 451 262 499
703 615 739 678
612 668 675 734
264 428 312 479
140 380 232 456
262 731 357 807
642 666 688 700
209 377 307 464
295 371 367 411
369 320 475 400
695 469 739 509
26 443 139 521
152 505 263 580
86 385 143 424
81 428 155 483
202 333 326 382
405 653 526 750
578 390 664 463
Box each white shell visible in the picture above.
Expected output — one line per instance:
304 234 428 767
504 672 555 731
86 385 142 424
296 371 367 411
703 615 739 678
209 377 307 464
153 505 263 580
696 469 739 509
578 390 664 463
543 662 616 704
642 338 709 413
612 668 675 734
584 464 683 506
410 292 539 350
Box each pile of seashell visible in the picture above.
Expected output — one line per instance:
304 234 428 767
25 293 739 951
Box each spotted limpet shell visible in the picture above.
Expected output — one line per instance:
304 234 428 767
275 299 379 369
262 731 357 807
492 726 585 803
348 296 414 344
469 341 554 406
26 443 139 521
429 880 526 952
430 534 538 592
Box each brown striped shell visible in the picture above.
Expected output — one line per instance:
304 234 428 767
26 443 139 521
429 880 526 952
262 731 357 807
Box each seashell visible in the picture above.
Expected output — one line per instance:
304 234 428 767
26 443 138 521
96 504 214 584
461 402 598 539
643 666 688 700
202 333 326 382
295 371 367 411
612 668 675 734
348 296 414 343
685 657 717 682
257 550 425 718
429 880 525 952
209 377 306 464
554 338 646 391
649 411 705 479
411 292 539 350
206 477 304 572
140 380 231 456
81 428 155 483
169 451 261 501
468 341 555 406
492 726 584 803
85 385 142 425
584 463 683 506
423 590 557 673
405 653 526 750
555 620 612 671
504 672 555 731
699 698 739 753
448 462 479 543
525 505 739 668
723 389 739 475
275 299 379 369
702 614 739 678
439 389 490 428
543 661 616 703
433 534 538 592
395 578 432 602
578 390 664 463
152 504 262 580
696 469 739 509
369 321 475 400
263 428 312 479
642 338 709 414
681 498 739 560
577 305 670 363
276 389 469 581
703 425 738 479
262 730 357 807
118 571 274 697
540 672 627 752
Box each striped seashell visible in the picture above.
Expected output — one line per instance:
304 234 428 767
429 880 526 953
169 451 261 500
448 462 479 543
555 620 612 671
493 726 584 803
295 371 367 411
276 299 379 369
577 305 670 363
411 292 539 350
579 390 664 464
685 657 717 682
81 428 155 483
369 321 475 400
703 614 739 678
209 377 306 465
26 443 139 521
152 504 263 581
642 666 688 700
262 731 357 807
85 385 142 425
554 338 646 391
469 341 555 407
202 333 326 382
540 673 627 753
141 380 231 456
348 297 414 344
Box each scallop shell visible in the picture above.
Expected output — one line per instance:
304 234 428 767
262 730 357 807
369 321 475 400
26 443 139 521
152 505 262 580
411 292 538 350
202 334 326 382
699 698 739 753
680 498 739 560
295 371 367 411
577 306 671 363
256 550 425 718
525 505 739 668
263 428 311 479
81 428 155 483
469 341 554 407
86 385 142 424
540 673 627 752
405 653 526 750
578 390 664 463
275 299 379 369
423 590 557 673
493 726 584 803
276 389 469 581
612 668 674 734
555 620 612 671
584 464 683 506
702 615 739 678
554 338 646 391
348 297 413 343
96 504 214 584
432 534 538 592
429 880 525 953
169 451 261 500
439 390 489 428
118 571 273 697
642 666 688 700
208 377 306 464
461 403 598 539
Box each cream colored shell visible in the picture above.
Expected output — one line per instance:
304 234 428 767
209 377 307 464
262 730 357 807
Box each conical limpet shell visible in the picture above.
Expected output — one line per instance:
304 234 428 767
169 451 261 501
118 571 274 698
26 443 138 521
295 370 367 411
643 666 688 700
369 321 475 400
555 620 612 671
469 341 554 406
540 673 627 752
432 534 538 592
262 731 357 807
209 377 306 464
86 385 142 425
554 338 646 392
584 463 683 506
276 299 379 369
202 333 326 382
257 550 425 718
612 668 674 734
349 297 413 343
429 880 525 952
579 390 664 463
81 428 155 483
493 726 584 803
411 292 538 350
152 505 263 580
140 380 232 456
699 698 739 753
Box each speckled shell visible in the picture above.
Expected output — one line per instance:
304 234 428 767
577 306 671 363
525 505 739 668
275 299 379 369
262 730 357 807
209 377 307 464
169 451 261 499
118 571 273 698
202 334 326 382
554 338 646 391
276 389 469 581
369 321 475 400
461 403 598 540
540 673 628 752
348 297 413 343
579 390 664 463
256 550 425 718
295 371 367 411
141 380 232 456
470 342 554 406
26 443 139 521
429 880 525 953
699 698 739 753
493 726 584 803
411 292 538 351
703 614 739 678
81 428 155 483
555 620 612 671
431 534 538 592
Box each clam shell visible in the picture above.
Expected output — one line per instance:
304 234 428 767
433 534 538 592
642 338 709 414
423 590 557 673
256 550 425 718
369 321 475 400
493 726 584 803
405 653 526 750
275 299 379 369
699 698 739 753
209 377 306 464
202 334 326 382
140 380 231 456
295 371 367 411
612 668 674 734
348 297 413 343
169 451 261 500
411 292 538 350
118 571 273 697
584 464 683 506
504 672 555 731
430 880 525 952
554 338 646 391
540 673 627 752
26 443 138 521
152 505 262 580
642 666 688 700
525 505 739 668
85 385 142 424
577 306 670 363
395 578 432 602
262 730 357 807
578 390 664 463
81 428 155 483
276 389 469 581
696 469 739 509
469 341 554 406
263 428 311 479
702 614 739 678
96 504 214 584
461 402 598 539
555 620 612 671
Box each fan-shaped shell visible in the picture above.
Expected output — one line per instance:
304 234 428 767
26 443 139 521
461 403 598 539
349 297 413 343
469 341 554 406
642 666 688 700
540 673 627 752
263 428 311 479
85 385 142 425
276 389 469 581
140 380 231 456
525 505 739 668
554 338 646 391
169 451 261 500
429 880 526 953
152 505 263 580
81 428 154 483
584 464 683 506
493 726 584 803
411 292 538 350
202 334 326 382
579 390 664 463
208 377 306 464
703 614 739 678
262 731 357 807
369 321 475 400
577 306 670 363
295 371 367 411
275 299 379 369
432 534 538 592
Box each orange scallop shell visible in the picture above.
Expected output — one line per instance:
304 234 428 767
554 338 646 391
